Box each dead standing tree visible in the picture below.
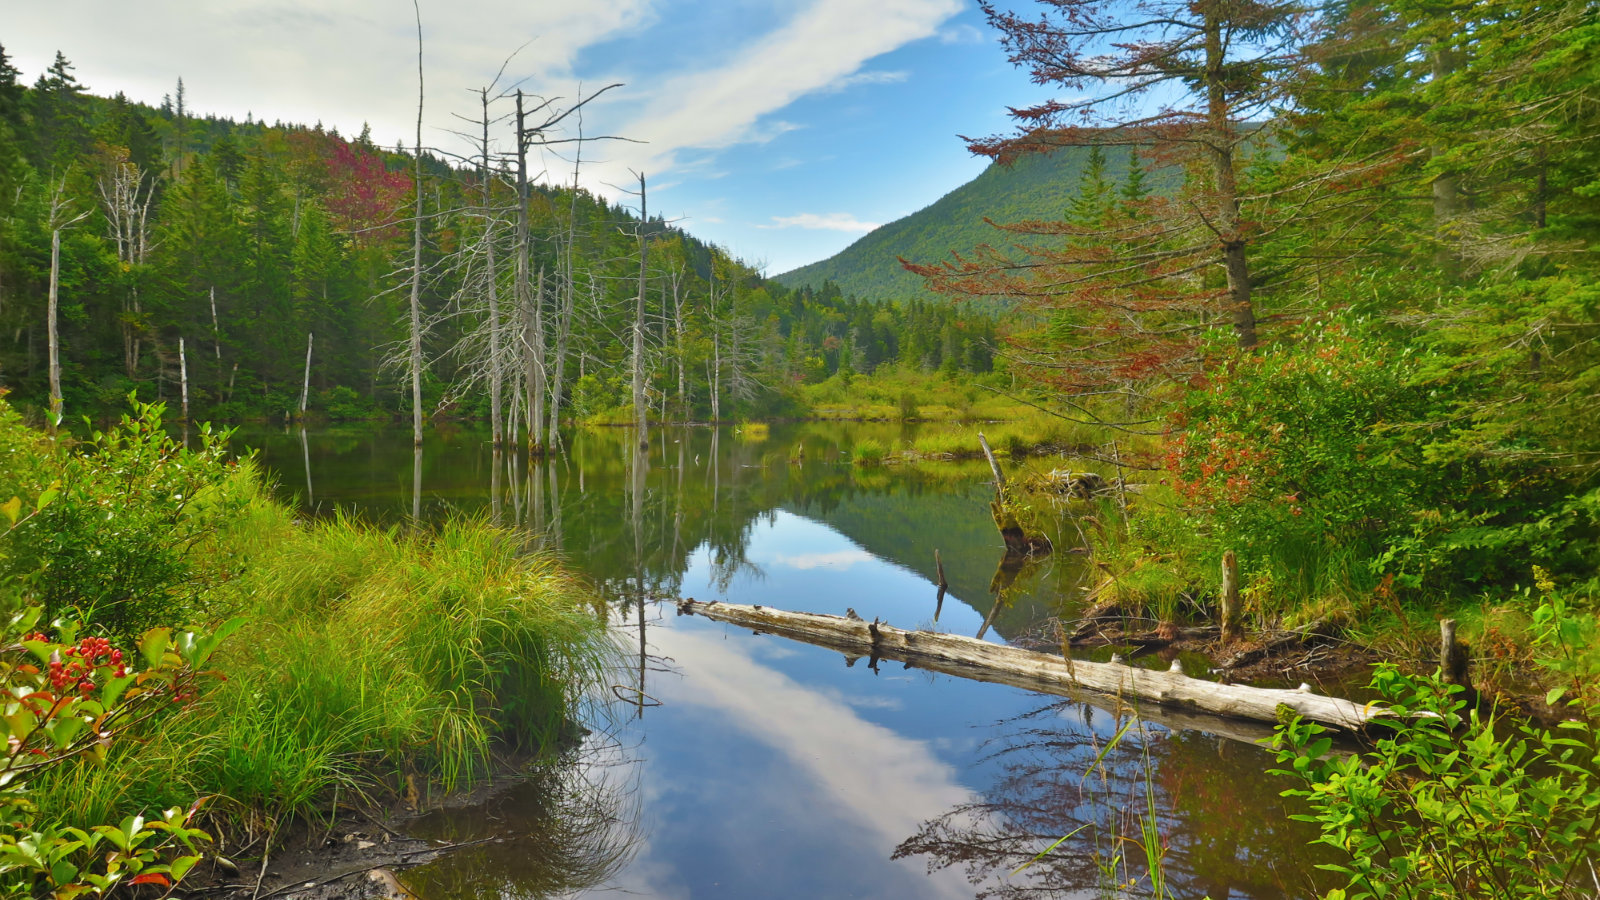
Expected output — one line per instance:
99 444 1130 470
46 175 92 434
95 147 157 377
407 0 427 447
506 83 623 454
438 72 518 447
630 171 648 449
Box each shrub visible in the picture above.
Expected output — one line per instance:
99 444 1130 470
1273 572 1600 900
898 391 920 421
0 397 239 640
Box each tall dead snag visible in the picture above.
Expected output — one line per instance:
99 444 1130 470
512 90 545 454
479 86 505 446
506 83 623 454
547 132 582 452
407 0 426 447
95 147 156 377
631 172 649 449
178 337 190 422
46 175 91 434
908 0 1314 394
299 332 313 416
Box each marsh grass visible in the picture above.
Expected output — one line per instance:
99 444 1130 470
851 438 887 466
32 506 614 830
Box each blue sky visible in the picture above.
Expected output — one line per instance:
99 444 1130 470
6 0 1052 274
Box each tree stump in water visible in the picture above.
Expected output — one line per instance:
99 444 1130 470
979 431 1051 556
1220 550 1243 644
1439 618 1477 703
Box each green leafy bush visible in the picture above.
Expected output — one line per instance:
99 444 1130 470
1167 325 1595 602
1273 571 1600 899
0 398 239 640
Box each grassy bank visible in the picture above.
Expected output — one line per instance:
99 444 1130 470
0 396 614 894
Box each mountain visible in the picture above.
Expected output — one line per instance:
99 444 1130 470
776 146 1133 303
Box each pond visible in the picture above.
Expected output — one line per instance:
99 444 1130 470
238 421 1331 900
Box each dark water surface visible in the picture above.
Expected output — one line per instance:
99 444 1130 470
239 422 1328 900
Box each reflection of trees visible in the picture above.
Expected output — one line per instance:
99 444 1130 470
399 742 641 900
892 699 1333 900
244 422 1087 638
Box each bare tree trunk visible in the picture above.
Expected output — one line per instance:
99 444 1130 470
547 261 572 451
711 331 721 423
299 331 313 415
1203 12 1256 350
45 179 88 434
481 88 504 446
524 267 543 454
513 91 546 455
209 286 222 364
47 227 63 433
179 336 190 422
631 172 649 448
408 0 426 447
708 269 722 422
672 270 686 419
547 117 585 453
301 424 314 506
532 268 547 453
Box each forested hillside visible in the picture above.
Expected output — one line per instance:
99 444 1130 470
776 145 1159 302
0 46 996 434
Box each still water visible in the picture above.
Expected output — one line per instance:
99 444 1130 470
239 422 1328 900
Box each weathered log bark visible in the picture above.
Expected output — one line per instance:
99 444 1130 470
678 600 1392 732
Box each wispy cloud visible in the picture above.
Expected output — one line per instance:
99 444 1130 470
937 23 987 45
607 0 963 176
761 212 881 233
830 69 911 91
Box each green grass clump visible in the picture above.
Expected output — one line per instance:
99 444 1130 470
32 510 614 830
852 438 888 466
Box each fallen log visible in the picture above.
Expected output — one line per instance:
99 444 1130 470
677 600 1392 732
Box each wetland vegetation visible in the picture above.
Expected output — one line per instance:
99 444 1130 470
2 0 1599 894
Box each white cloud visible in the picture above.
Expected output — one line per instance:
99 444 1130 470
599 0 963 179
771 548 876 569
830 69 912 91
5 0 654 152
937 23 987 44
761 212 881 233
647 626 976 899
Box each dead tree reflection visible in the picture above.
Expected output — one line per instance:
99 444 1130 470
400 742 641 899
893 700 1333 900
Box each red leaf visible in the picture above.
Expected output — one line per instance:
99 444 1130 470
130 873 171 886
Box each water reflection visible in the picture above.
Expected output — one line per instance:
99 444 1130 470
239 423 1323 900
893 700 1335 900
402 743 642 899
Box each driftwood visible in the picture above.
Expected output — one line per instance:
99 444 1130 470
678 600 1393 732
